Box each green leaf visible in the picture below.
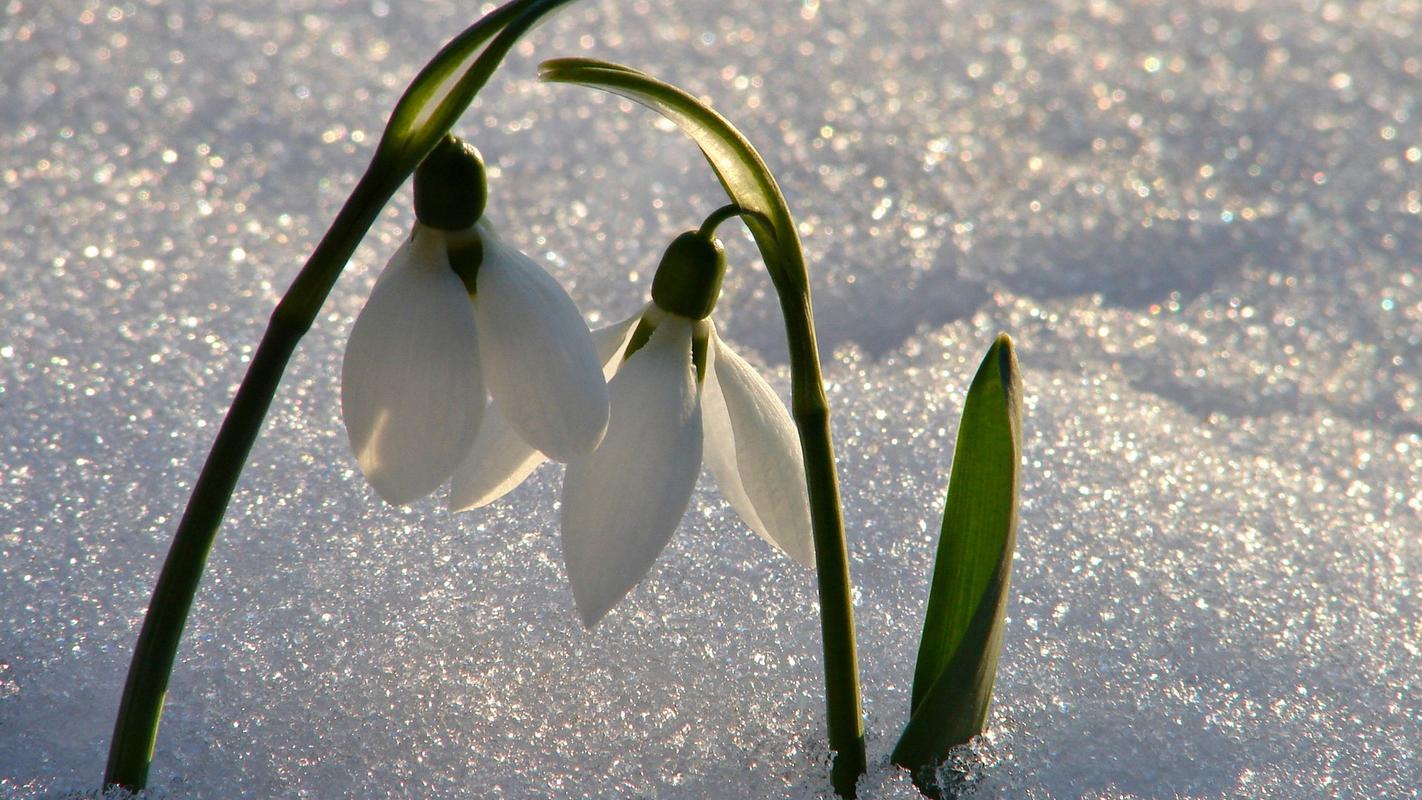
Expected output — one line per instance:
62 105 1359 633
378 0 580 175
892 334 1023 796
537 57 808 297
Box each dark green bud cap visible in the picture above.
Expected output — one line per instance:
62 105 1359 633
650 231 725 320
414 135 488 230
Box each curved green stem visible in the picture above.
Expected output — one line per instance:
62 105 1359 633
103 166 398 790
539 59 867 796
697 203 746 238
103 0 580 789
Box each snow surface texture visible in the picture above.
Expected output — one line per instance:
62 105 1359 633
2 0 1419 797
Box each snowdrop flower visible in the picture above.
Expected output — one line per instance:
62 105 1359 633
341 136 609 506
450 227 815 626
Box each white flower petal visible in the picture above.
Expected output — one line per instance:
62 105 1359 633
594 311 643 379
369 236 413 290
702 330 815 567
471 222 610 461
341 228 483 506
446 401 542 512
561 317 702 626
447 312 647 512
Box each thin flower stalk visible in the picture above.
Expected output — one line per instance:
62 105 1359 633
539 59 868 795
104 0 580 789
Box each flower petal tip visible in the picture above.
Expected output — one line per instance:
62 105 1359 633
447 402 548 512
365 478 432 509
575 597 612 629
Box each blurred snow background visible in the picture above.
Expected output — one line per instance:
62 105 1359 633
2 0 1419 796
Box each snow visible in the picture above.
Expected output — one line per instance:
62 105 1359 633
2 0 1419 797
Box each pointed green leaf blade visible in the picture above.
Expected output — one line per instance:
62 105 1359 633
892 334 1023 791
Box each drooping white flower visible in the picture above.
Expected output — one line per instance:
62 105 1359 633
561 307 815 626
341 218 609 506
448 229 816 626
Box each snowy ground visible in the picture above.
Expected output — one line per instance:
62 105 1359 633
2 0 1419 797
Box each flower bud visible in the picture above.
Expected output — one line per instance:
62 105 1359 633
650 231 725 320
414 135 488 231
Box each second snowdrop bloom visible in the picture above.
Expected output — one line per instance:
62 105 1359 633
341 136 609 506
565 230 816 625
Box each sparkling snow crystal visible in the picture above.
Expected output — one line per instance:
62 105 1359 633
1 0 1418 797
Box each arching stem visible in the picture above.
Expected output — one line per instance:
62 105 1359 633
103 0 582 788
